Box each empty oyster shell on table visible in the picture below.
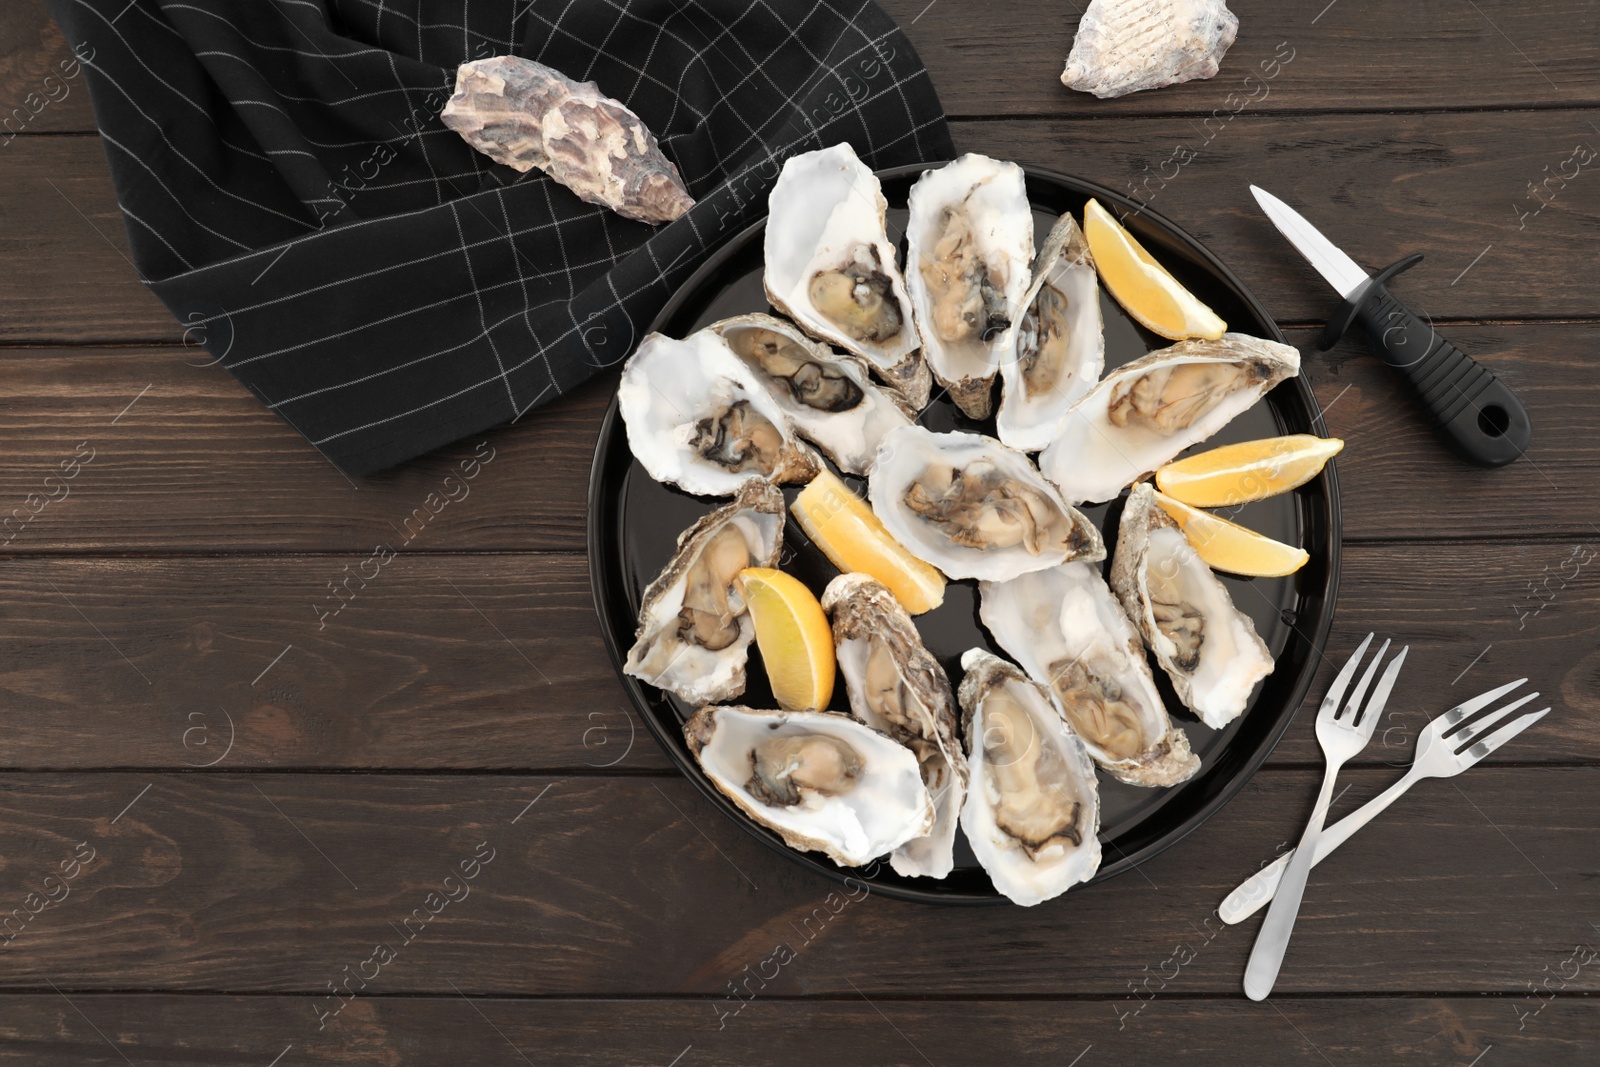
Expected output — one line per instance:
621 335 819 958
441 56 693 224
980 562 1200 787
709 314 913 477
1062 0 1240 100
869 425 1104 582
958 649 1102 907
684 705 935 868
624 480 786 705
763 144 928 407
905 154 1035 419
1111 483 1274 729
618 331 821 496
1038 333 1301 505
995 212 1105 451
823 574 967 879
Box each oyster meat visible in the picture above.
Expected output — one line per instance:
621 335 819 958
869 425 1103 582
618 331 821 496
958 649 1102 906
764 144 928 406
1110 483 1273 728
980 562 1199 787
823 574 967 878
1062 0 1240 100
996 212 1105 451
624 480 785 705
905 154 1034 419
711 314 913 476
685 705 934 867
1038 333 1300 504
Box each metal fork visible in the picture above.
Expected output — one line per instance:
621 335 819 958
1243 633 1407 1001
1219 678 1548 924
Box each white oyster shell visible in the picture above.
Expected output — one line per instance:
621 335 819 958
618 331 821 496
1062 0 1240 100
709 314 913 477
1110 483 1273 728
995 212 1105 451
869 425 1103 582
1038 333 1300 505
958 649 1102 906
624 480 785 705
764 144 928 407
905 154 1034 419
980 562 1199 787
823 573 967 879
684 705 935 868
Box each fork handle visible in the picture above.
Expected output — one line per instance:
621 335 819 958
1220 767 1428 925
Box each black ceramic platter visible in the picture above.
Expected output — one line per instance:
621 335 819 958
588 162 1341 905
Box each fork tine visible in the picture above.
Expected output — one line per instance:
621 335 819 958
1319 632 1375 716
1457 708 1550 766
1356 645 1407 734
1451 691 1541 750
1441 677 1529 733
1340 637 1391 720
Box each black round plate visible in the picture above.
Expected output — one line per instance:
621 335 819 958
588 162 1341 905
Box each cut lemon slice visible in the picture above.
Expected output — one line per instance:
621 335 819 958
1083 198 1227 341
1156 435 1344 508
1151 489 1309 578
740 567 836 711
790 469 945 614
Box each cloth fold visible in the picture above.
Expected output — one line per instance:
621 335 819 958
48 0 953 474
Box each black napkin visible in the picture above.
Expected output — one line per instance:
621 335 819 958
48 0 953 475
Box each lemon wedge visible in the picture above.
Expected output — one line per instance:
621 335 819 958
740 567 836 711
1083 198 1227 341
1156 435 1343 508
1151 489 1309 578
790 469 945 614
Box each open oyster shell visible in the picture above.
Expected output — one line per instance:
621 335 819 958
1062 0 1240 100
709 314 913 476
618 331 821 496
980 562 1200 787
958 649 1102 906
869 425 1104 582
995 212 1105 451
1110 483 1273 728
905 154 1034 419
823 573 967 878
684 705 934 868
1038 333 1300 505
763 144 928 407
624 480 785 705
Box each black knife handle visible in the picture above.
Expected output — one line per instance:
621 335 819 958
1316 254 1532 468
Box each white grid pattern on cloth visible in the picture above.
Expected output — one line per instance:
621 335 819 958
55 0 953 474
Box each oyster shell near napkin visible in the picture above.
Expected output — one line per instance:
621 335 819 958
1062 0 1239 99
441 55 694 224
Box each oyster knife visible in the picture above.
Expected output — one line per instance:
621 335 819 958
1250 185 1531 468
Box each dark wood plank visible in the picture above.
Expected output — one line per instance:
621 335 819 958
0 994 1588 1066
0 0 96 135
0 769 1592 995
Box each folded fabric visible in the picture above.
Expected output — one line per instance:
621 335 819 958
48 0 953 474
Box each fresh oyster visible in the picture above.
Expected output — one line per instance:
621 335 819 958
958 649 1102 906
1038 333 1300 504
995 213 1105 451
624 480 785 704
1062 0 1240 100
980 562 1199 787
710 314 913 476
1110 483 1273 728
618 331 821 496
684 705 934 867
441 56 693 223
764 144 927 407
823 574 967 878
869 425 1103 582
905 155 1034 418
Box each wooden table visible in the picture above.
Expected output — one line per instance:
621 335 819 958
2 1 1597 1062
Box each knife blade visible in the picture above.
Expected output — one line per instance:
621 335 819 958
1249 185 1532 468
